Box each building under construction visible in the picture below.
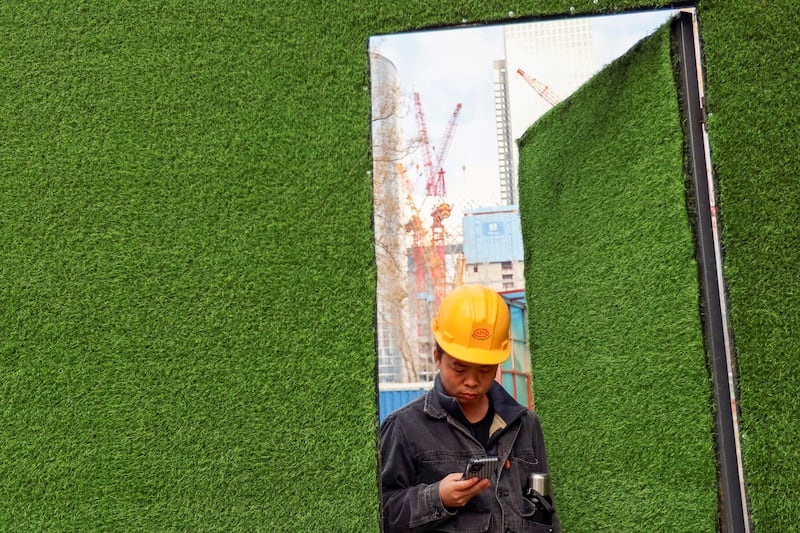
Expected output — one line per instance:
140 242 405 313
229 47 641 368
461 206 525 292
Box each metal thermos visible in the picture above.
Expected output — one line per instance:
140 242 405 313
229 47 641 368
524 472 554 526
528 472 551 497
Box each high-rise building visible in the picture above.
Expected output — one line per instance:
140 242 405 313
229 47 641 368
496 18 595 204
370 52 409 383
494 59 515 206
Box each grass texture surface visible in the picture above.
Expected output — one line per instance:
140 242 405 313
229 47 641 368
0 3 379 531
700 1 800 530
517 24 717 531
1 0 799 531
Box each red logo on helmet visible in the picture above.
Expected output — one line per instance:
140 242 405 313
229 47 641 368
472 328 491 340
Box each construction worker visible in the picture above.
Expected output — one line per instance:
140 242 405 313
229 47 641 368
380 284 559 532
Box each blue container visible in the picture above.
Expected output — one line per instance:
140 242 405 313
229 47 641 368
378 383 433 423
499 290 533 409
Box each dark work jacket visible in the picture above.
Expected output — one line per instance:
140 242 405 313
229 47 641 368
380 376 560 533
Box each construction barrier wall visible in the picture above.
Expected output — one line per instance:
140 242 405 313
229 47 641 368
2 2 799 531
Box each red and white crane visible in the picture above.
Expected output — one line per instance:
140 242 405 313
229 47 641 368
414 93 462 199
412 93 462 308
516 68 562 107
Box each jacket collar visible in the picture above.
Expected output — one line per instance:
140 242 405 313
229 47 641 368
425 374 528 427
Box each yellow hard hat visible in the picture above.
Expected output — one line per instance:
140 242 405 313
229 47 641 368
431 284 511 365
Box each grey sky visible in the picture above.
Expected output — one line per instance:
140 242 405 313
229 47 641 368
369 9 678 217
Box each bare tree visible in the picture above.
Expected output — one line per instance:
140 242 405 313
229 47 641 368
371 51 425 382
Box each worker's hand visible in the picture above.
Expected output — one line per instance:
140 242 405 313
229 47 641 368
438 472 491 508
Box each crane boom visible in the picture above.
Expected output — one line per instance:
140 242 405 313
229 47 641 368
411 94 462 309
414 93 462 200
431 103 463 192
516 68 562 107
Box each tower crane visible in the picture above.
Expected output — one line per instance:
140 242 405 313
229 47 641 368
414 94 462 199
396 162 447 369
413 93 462 308
395 162 429 305
516 68 562 107
395 162 450 305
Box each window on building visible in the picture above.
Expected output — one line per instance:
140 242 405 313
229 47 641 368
501 261 513 270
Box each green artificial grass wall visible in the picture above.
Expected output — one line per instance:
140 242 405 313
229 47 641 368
517 24 717 531
700 1 800 530
0 3 378 531
1 1 799 531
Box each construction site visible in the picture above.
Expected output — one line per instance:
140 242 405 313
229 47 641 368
370 15 610 413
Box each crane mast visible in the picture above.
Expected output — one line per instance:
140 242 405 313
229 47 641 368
413 92 437 197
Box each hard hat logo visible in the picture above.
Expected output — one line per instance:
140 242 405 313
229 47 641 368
472 328 491 340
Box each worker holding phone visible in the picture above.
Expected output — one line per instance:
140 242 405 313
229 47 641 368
380 284 560 532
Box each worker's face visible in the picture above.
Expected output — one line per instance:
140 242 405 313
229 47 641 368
435 350 498 408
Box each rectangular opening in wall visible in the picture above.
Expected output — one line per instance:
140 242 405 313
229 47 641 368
369 8 679 420
370 6 748 533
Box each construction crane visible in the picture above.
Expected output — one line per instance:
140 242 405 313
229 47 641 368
516 68 562 107
413 93 462 308
395 162 450 302
396 162 447 374
414 94 463 199
395 162 429 305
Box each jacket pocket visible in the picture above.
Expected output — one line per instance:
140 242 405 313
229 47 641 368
520 492 557 532
521 521 556 533
431 510 491 532
416 449 473 484
507 450 540 495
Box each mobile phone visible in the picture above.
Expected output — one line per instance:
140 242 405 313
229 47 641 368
461 456 499 480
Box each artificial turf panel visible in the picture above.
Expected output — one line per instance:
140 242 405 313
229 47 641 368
2 1 800 531
699 1 800 530
517 23 718 531
0 3 378 531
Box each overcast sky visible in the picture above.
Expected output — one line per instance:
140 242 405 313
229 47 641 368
369 9 678 224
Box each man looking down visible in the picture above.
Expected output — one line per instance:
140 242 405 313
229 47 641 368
381 284 559 532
